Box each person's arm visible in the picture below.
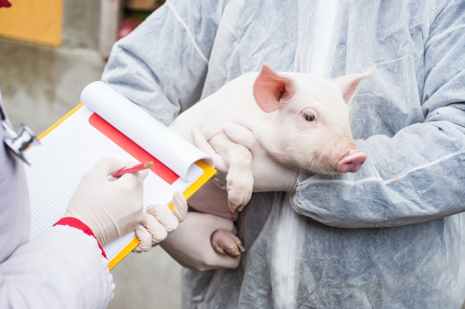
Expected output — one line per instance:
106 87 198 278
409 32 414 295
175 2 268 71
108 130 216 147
291 0 465 228
0 224 113 309
0 158 147 308
195 1 465 229
0 158 183 308
102 0 227 125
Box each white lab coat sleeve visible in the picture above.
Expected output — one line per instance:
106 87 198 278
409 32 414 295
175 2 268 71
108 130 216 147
291 0 465 228
0 225 114 309
102 0 228 125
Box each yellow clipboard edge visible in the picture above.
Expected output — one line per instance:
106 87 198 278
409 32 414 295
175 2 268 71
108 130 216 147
38 103 85 141
108 161 217 270
169 160 217 211
108 237 140 270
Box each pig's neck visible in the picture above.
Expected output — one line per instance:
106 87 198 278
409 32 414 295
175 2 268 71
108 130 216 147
188 73 268 137
169 72 271 147
207 84 269 137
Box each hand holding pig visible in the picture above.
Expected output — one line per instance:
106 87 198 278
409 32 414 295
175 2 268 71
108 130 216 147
193 123 299 193
160 212 242 271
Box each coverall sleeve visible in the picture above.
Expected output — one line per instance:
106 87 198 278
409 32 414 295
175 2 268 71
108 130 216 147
102 0 226 125
291 1 465 228
0 226 113 309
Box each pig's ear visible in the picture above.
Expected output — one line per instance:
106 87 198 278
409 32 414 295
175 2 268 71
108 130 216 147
332 66 376 103
253 64 297 113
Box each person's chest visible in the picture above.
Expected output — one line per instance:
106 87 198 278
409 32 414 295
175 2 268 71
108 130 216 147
203 0 433 139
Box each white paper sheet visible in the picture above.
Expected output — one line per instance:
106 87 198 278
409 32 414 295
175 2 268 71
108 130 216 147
81 81 211 181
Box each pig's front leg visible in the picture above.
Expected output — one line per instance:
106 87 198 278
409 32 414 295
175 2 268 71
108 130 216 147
209 133 254 212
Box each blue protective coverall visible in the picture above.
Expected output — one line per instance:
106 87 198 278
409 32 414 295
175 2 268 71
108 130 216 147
102 0 465 307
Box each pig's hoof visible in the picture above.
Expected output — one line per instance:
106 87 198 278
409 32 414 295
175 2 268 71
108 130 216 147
211 229 245 258
226 171 253 212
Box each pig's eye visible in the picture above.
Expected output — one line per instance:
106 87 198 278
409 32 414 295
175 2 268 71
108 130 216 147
303 114 315 122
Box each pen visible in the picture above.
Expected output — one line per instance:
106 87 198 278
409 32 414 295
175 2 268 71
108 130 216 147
111 161 154 178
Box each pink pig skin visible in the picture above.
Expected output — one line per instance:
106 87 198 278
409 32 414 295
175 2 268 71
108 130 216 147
187 181 238 220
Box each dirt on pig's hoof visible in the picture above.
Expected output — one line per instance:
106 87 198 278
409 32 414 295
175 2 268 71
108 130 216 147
211 229 245 258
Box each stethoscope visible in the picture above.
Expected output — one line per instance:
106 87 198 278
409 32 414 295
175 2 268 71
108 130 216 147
0 94 40 165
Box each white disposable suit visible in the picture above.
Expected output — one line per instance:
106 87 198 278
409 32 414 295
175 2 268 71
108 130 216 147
102 0 465 307
0 99 113 308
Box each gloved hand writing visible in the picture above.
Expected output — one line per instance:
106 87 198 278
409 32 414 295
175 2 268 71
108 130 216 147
65 158 148 247
193 123 299 193
133 190 188 253
160 212 241 271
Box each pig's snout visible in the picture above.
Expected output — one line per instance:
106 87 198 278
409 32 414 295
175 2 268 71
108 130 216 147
338 149 367 173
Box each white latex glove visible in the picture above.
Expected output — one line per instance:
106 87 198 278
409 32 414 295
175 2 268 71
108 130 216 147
134 190 188 253
65 158 148 246
160 212 241 271
193 124 298 192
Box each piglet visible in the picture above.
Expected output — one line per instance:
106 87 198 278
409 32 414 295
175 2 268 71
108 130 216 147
169 64 375 257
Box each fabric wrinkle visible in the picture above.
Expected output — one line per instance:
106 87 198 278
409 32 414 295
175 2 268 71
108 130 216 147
166 1 209 64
